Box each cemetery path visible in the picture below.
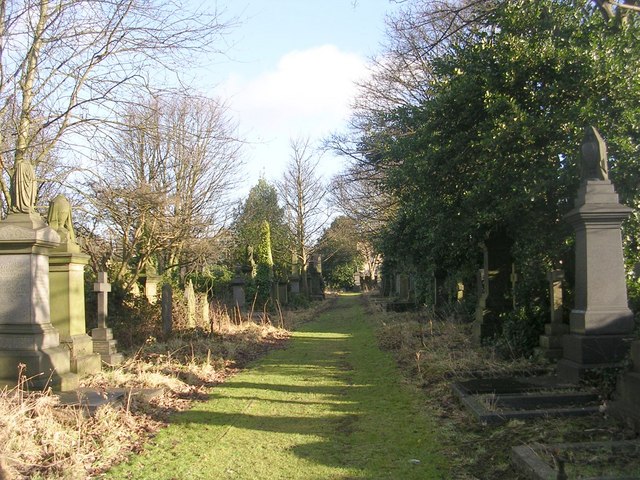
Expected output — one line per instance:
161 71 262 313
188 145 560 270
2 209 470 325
105 295 446 480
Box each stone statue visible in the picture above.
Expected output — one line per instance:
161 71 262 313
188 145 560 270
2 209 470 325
10 159 37 214
580 126 609 181
47 194 76 243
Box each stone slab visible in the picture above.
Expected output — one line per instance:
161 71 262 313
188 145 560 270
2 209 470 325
452 376 600 426
562 334 633 365
511 440 640 480
57 387 163 415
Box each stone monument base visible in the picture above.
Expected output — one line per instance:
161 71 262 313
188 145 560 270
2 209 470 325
557 333 634 383
63 334 101 375
91 327 124 366
0 325 78 391
538 323 569 361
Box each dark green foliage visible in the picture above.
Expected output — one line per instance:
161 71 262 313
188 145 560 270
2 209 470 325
317 216 363 290
232 179 290 274
356 0 640 349
186 264 233 298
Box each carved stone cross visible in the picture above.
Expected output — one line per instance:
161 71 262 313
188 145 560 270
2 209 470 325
93 272 111 329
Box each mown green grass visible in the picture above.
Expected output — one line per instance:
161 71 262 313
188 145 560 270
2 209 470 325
106 295 447 479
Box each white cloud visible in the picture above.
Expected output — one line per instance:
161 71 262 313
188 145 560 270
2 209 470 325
218 45 369 196
222 44 368 138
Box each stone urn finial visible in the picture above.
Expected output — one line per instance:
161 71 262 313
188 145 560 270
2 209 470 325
580 126 608 181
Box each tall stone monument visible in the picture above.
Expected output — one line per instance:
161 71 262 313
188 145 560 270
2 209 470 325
0 162 77 390
47 195 101 375
558 127 635 383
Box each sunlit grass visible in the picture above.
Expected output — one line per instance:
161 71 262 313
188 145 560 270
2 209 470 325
106 295 447 480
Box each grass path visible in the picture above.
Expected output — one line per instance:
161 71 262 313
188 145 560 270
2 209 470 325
106 295 446 479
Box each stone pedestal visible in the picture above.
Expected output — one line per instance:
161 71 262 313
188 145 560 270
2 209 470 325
558 180 634 383
0 213 78 391
49 247 101 376
91 326 123 366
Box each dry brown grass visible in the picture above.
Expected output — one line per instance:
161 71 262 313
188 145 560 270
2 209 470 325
0 376 144 480
364 294 636 480
0 309 298 480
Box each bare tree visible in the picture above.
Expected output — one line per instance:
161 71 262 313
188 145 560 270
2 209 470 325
278 137 328 296
83 92 243 291
0 0 233 216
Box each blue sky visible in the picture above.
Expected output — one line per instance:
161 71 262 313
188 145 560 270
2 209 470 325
193 0 400 197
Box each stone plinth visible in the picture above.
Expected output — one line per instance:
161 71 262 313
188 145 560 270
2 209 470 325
91 326 123 365
558 180 634 383
49 248 101 376
0 213 78 391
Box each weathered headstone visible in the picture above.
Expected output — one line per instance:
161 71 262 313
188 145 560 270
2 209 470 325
290 256 301 295
510 264 518 310
397 273 410 300
185 280 196 328
161 284 172 337
47 196 100 376
143 273 161 304
558 127 634 383
538 269 568 361
231 274 246 309
308 255 325 300
0 211 78 390
91 272 123 365
473 232 514 344
198 293 209 329
278 279 288 306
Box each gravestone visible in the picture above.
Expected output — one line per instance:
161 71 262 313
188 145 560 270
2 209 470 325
557 127 634 383
185 280 196 328
290 257 301 295
161 284 172 337
308 255 325 300
473 232 514 344
277 279 288 306
538 270 568 361
91 272 123 365
397 273 410 300
0 212 78 390
142 273 161 304
47 196 100 376
231 274 246 309
198 293 209 329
